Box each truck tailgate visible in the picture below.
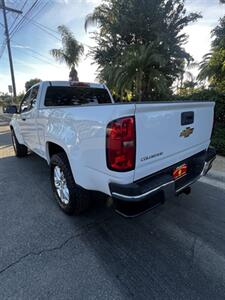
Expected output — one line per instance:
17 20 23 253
134 101 215 181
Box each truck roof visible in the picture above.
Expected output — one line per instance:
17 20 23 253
41 81 106 89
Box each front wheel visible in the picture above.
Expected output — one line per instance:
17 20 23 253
11 129 28 157
50 152 91 215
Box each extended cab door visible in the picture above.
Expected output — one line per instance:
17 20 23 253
18 85 40 152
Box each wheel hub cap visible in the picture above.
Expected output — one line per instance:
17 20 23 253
54 166 69 204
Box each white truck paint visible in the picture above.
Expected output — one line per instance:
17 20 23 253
134 102 214 181
10 81 216 216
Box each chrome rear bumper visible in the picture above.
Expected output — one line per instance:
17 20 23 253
110 147 216 217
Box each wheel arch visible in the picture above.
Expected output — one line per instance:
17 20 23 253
46 141 69 164
10 124 24 145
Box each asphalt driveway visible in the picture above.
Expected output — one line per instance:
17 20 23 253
0 116 225 299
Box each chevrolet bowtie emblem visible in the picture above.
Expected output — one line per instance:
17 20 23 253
180 127 194 138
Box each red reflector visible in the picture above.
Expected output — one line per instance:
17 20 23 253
106 116 136 171
173 164 187 180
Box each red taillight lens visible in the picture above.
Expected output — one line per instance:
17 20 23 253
106 116 136 171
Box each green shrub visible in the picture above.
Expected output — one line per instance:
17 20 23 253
175 89 225 156
211 123 225 156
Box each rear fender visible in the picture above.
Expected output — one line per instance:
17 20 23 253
46 140 79 186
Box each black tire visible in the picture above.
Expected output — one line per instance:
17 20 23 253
50 152 91 215
11 129 28 157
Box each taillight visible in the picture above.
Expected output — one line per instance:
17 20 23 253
106 116 136 172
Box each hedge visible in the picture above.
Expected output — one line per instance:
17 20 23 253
174 89 225 156
211 123 225 156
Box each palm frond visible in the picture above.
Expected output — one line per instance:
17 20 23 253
197 52 213 81
85 13 99 32
49 49 65 63
50 25 84 75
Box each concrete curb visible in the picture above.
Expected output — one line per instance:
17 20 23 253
0 114 12 124
206 170 225 183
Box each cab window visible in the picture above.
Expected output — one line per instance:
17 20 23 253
20 91 31 113
30 85 39 110
44 86 111 106
20 85 39 113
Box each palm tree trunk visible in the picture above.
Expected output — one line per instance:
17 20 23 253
69 66 79 81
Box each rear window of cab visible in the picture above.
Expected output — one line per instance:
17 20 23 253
44 86 111 106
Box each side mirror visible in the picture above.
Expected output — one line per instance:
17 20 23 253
3 105 18 114
10 105 18 114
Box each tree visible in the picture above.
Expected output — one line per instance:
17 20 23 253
0 92 11 106
85 0 201 100
50 25 84 81
101 43 168 100
15 93 25 105
198 16 225 92
25 78 41 91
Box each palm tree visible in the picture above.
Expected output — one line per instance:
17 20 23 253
84 0 200 100
50 25 84 81
102 43 167 101
198 15 225 86
197 53 213 82
177 61 198 90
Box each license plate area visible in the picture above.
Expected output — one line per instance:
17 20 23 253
173 164 187 180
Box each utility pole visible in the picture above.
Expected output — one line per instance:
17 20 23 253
0 0 22 100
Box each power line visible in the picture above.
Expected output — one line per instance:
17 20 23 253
8 0 29 33
10 0 50 38
12 41 56 65
23 52 58 66
27 0 50 23
28 19 61 41
35 20 58 35
26 17 59 35
0 0 22 99
0 0 56 96
9 0 40 38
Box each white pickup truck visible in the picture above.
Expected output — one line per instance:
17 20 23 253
10 81 216 217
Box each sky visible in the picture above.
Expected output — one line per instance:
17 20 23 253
0 0 224 94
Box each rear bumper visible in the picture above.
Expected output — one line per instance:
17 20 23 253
110 175 175 202
201 146 216 176
109 147 216 216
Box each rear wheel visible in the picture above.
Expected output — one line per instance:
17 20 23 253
11 129 28 157
50 152 91 215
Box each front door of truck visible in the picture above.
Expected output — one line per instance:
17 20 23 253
18 85 40 152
